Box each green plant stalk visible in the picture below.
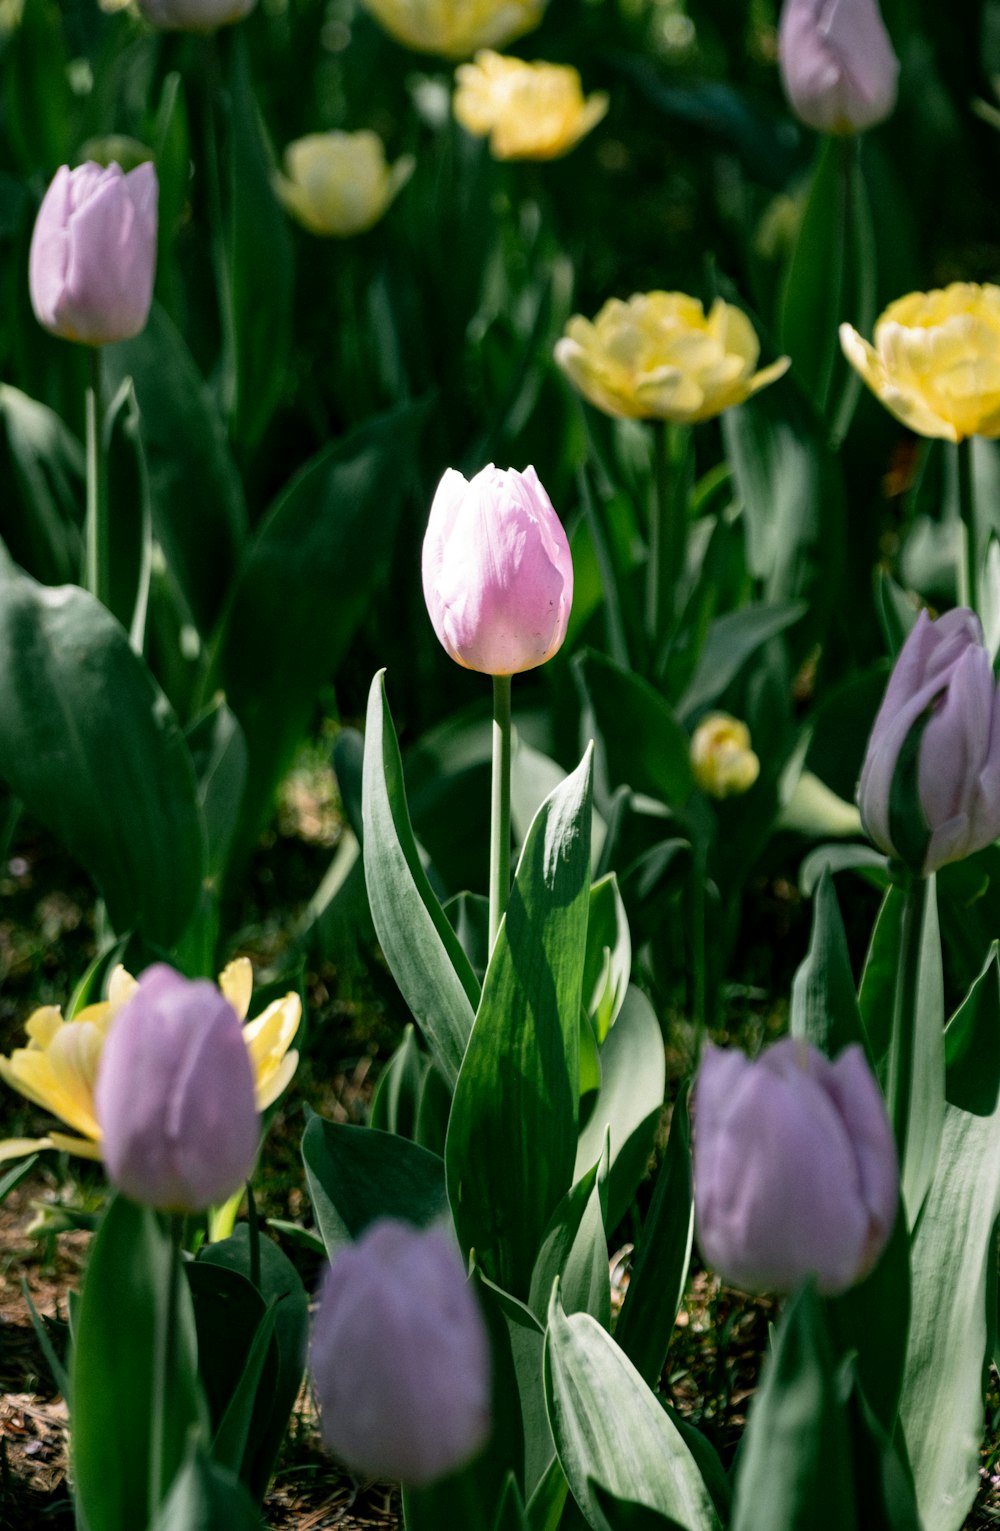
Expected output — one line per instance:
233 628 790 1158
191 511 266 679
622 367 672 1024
149 1213 184 1525
489 674 512 952
202 33 238 426
830 134 875 448
691 838 707 1050
957 436 978 613
646 420 669 644
84 347 108 605
887 873 928 1173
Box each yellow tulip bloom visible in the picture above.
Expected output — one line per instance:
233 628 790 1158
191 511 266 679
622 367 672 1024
690 714 760 799
274 132 414 239
361 0 544 59
453 52 608 161
555 292 789 424
840 284 1000 442
0 958 300 1162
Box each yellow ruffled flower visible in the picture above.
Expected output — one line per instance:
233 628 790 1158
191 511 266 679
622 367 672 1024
0 959 300 1163
361 0 544 58
453 52 607 161
274 132 414 239
690 714 760 800
840 284 1000 442
555 292 790 423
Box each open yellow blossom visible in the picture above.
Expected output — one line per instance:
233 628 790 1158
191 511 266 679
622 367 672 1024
840 284 1000 442
453 52 607 161
0 959 300 1163
555 292 789 423
362 0 543 58
691 714 760 800
274 132 414 239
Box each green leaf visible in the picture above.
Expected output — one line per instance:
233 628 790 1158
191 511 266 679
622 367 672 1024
2 0 72 173
186 1260 267 1440
730 1283 857 1531
825 1209 910 1438
185 697 248 884
575 650 693 808
369 1024 429 1138
0 382 82 587
613 1087 694 1390
590 1484 687 1530
474 1268 551 1498
677 602 807 721
495 1474 531 1531
790 869 870 1063
778 136 844 411
72 1197 205 1531
841 1359 922 1531
944 947 1000 1116
149 1441 264 1531
302 1115 448 1260
529 1155 610 1330
446 752 593 1297
858 885 904 1080
361 671 479 1088
544 1286 719 1531
0 553 205 946
583 875 631 1044
526 1456 570 1531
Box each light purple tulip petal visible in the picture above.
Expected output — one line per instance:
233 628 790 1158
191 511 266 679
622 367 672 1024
95 964 259 1212
311 1220 491 1485
778 0 899 134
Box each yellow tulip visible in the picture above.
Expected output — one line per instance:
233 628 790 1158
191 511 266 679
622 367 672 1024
274 132 414 239
453 52 607 161
361 0 544 59
555 292 789 423
840 284 1000 442
690 714 760 799
0 958 300 1162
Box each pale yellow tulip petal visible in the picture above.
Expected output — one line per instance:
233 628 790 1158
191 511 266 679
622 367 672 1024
24 1007 65 1048
220 957 254 1020
256 1050 300 1112
107 965 139 1012
0 1136 55 1162
48 1132 104 1160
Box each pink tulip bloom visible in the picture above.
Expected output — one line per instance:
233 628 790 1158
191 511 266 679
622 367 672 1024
29 161 158 347
422 464 573 675
778 0 899 135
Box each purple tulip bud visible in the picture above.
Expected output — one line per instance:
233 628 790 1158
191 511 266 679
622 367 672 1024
136 0 256 28
422 464 573 676
94 965 259 1212
310 1219 491 1484
693 1038 898 1296
778 0 899 135
29 162 158 346
858 608 1000 875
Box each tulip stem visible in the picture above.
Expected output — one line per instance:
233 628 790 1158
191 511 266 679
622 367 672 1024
957 437 978 613
489 675 512 952
149 1212 184 1526
84 346 109 606
888 873 928 1176
647 422 670 649
202 33 238 428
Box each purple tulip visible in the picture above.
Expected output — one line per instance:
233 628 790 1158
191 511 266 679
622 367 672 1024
29 162 158 347
136 0 256 28
422 464 573 675
693 1038 898 1295
310 1219 491 1484
94 965 259 1212
778 0 899 135
858 608 1000 875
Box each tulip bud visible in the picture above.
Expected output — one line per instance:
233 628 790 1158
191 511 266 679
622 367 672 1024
858 608 1000 876
29 162 158 346
778 0 899 135
690 713 760 799
136 0 256 29
422 464 573 675
274 132 414 239
94 965 259 1212
694 1038 898 1295
310 1219 491 1484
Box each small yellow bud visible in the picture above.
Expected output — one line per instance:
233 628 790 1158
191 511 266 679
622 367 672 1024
690 713 760 800
274 131 414 239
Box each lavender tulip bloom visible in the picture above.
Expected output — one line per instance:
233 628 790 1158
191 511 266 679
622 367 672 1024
94 965 259 1212
694 1039 898 1296
311 1219 491 1484
136 0 256 28
778 0 899 135
858 608 1000 875
29 162 158 346
422 464 573 675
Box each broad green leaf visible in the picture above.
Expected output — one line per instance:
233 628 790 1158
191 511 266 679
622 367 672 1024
544 1287 719 1531
892 878 945 1222
778 136 844 411
841 1359 922 1531
72 1197 205 1531
369 1024 429 1138
215 402 430 849
495 1474 531 1531
730 1283 857 1531
677 602 807 721
302 1115 448 1259
574 986 666 1232
614 1087 693 1390
529 1155 610 1330
798 843 889 897
185 697 248 884
526 1457 570 1531
858 885 904 1079
874 571 919 658
575 650 693 807
186 1260 268 1442
825 1210 910 1438
2 0 72 173
944 948 1000 1116
475 1268 551 1498
590 1484 687 1530
0 383 81 587
0 553 205 946
362 671 479 1088
790 869 870 1064
149 1441 263 1531
211 1304 279 1478
583 874 631 1043
446 752 593 1297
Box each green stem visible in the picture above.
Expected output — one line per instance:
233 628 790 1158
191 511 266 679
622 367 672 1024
887 873 928 1172
202 33 237 426
84 347 108 605
246 1180 260 1291
578 465 629 669
488 674 512 952
957 436 978 613
646 421 669 645
149 1213 184 1525
691 838 707 1049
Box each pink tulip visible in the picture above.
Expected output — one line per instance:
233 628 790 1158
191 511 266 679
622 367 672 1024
136 0 256 27
95 965 259 1212
778 0 899 135
422 464 573 675
311 1219 491 1484
694 1038 898 1295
